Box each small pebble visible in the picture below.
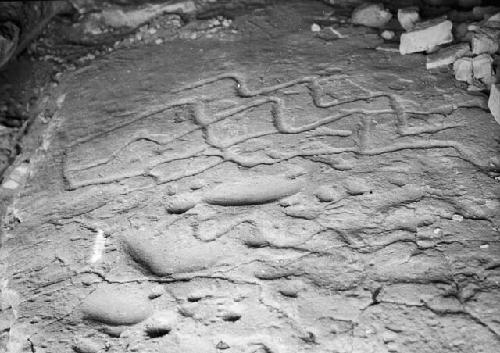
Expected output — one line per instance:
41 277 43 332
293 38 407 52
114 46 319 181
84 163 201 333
148 285 165 299
381 30 395 40
452 214 464 222
216 341 230 350
480 244 489 249
311 23 321 32
144 311 177 337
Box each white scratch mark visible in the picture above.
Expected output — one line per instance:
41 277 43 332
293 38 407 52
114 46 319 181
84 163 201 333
89 229 106 264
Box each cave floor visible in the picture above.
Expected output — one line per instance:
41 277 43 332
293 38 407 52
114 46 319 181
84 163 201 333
1 3 500 353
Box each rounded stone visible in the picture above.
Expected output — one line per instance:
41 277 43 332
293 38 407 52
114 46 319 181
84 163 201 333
81 287 153 325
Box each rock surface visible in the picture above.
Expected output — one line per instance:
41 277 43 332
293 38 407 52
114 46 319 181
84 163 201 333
1 1 500 352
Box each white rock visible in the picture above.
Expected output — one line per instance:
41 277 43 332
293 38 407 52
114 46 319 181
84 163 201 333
397 7 420 31
381 30 395 40
399 18 453 55
426 43 471 70
471 32 499 55
473 53 494 84
454 57 473 83
351 3 392 28
488 84 500 124
1 179 19 190
311 23 321 32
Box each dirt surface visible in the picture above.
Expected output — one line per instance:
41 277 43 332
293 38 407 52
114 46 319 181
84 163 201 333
1 1 500 352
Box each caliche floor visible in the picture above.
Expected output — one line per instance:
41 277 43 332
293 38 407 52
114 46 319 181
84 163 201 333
1 3 500 353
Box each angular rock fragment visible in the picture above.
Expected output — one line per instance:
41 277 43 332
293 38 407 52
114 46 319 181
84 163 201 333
454 57 474 83
473 53 494 85
351 3 392 28
488 84 500 124
203 176 303 206
399 18 453 55
472 32 499 55
397 7 420 31
81 287 153 325
485 12 500 28
426 43 471 70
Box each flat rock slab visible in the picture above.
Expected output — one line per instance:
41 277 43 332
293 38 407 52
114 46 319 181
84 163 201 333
1 2 500 353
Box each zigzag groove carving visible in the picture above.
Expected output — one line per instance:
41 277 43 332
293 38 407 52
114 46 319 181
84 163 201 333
63 72 494 189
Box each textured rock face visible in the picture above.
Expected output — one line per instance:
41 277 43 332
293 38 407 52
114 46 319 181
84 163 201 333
399 18 453 55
